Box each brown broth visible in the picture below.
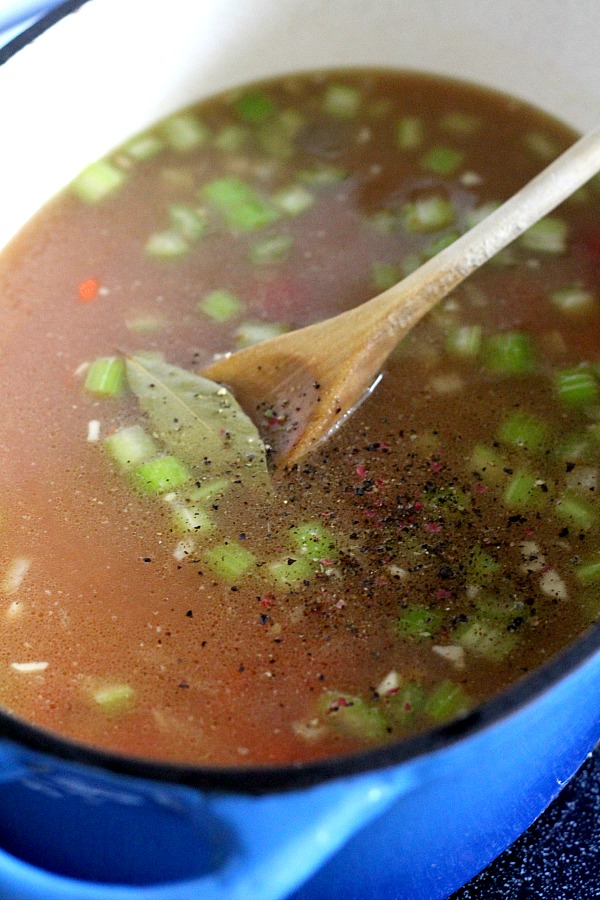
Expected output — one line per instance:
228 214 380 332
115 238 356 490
0 70 599 766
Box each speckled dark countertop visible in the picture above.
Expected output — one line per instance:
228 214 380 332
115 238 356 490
452 747 600 899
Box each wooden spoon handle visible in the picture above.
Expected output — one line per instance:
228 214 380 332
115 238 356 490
362 124 600 340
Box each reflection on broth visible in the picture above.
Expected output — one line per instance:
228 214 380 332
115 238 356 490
0 70 599 766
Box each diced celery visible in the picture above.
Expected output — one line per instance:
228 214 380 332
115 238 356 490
455 620 516 662
555 491 597 530
555 432 596 464
469 444 508 486
198 289 243 323
387 681 426 724
372 263 400 291
445 324 482 359
556 368 599 408
168 204 208 241
104 425 159 470
123 132 164 161
248 234 293 266
424 680 471 722
297 166 348 188
420 146 464 176
440 111 479 134
575 553 600 585
523 132 559 161
269 555 315 587
160 112 208 151
290 521 338 562
402 195 455 232
233 90 276 124
84 357 127 397
320 692 389 741
273 185 315 216
503 470 545 509
397 605 444 638
204 541 256 581
180 478 230 504
498 410 549 453
467 545 500 581
368 210 399 234
322 84 361 118
70 160 127 204
125 314 166 334
278 108 306 137
234 321 290 347
145 230 189 259
550 286 595 316
214 125 249 153
92 683 134 713
170 501 214 535
203 177 280 231
133 456 191 494
520 217 568 254
483 332 535 375
396 116 424 150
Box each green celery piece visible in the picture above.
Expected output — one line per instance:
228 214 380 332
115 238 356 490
467 545 500 581
123 132 164 161
386 681 426 724
248 234 293 266
269 555 315 587
233 90 276 125
469 444 509 486
575 553 600 585
257 122 295 160
397 605 444 639
555 491 597 530
319 691 389 742
504 470 546 509
204 542 256 581
125 355 270 491
420 146 464 176
454 620 517 662
198 289 243 323
555 432 596 464
203 177 280 232
160 112 208 151
170 501 214 536
145 230 189 259
523 131 559 161
168 204 208 241
498 410 549 453
104 425 159 471
424 680 471 722
70 160 126 204
520 216 568 253
133 455 191 494
273 185 315 216
297 166 348 189
550 286 595 316
556 368 599 408
234 320 290 348
445 324 482 359
91 683 134 713
396 116 424 150
214 125 249 153
290 521 338 562
84 357 127 397
402 195 455 233
440 112 479 134
322 84 361 118
483 332 535 375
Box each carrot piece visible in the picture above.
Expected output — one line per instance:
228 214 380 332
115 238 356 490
78 278 100 303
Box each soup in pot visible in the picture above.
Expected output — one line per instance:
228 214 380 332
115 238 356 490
0 70 599 766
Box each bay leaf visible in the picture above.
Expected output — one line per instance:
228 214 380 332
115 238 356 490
125 354 270 492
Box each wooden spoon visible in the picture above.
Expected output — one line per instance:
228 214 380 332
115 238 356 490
203 127 600 466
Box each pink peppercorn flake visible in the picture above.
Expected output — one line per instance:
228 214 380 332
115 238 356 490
425 522 442 533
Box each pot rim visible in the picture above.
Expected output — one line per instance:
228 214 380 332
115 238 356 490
0 0 598 797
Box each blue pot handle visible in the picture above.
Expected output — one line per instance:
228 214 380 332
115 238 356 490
0 742 417 900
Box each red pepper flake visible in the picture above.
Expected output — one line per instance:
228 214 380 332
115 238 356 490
430 460 443 473
414 501 424 512
320 558 336 567
259 593 276 608
436 588 452 600
355 464 368 479
78 277 100 303
473 483 488 494
425 522 442 533
330 696 349 711
523 525 534 537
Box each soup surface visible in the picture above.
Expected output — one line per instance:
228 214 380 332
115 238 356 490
0 70 599 766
